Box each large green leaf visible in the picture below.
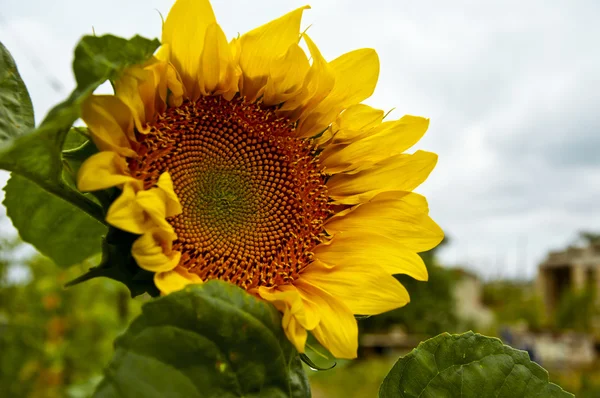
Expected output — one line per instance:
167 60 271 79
0 41 34 141
3 174 107 266
3 127 107 266
93 281 311 398
0 36 159 266
379 331 573 398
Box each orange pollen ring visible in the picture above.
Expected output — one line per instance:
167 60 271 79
128 96 332 289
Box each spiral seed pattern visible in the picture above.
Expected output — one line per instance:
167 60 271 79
128 96 331 289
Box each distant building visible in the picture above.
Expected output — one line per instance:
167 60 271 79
537 242 600 316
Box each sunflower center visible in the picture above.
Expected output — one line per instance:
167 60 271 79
129 96 331 289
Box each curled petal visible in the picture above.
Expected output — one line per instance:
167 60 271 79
295 280 358 359
257 281 359 359
257 285 318 353
105 172 181 235
132 228 181 273
155 266 203 295
106 183 154 234
155 172 183 216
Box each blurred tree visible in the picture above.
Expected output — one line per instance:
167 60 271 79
482 281 545 330
0 238 142 398
577 230 600 245
555 287 597 332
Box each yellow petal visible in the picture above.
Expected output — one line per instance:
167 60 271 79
263 44 310 106
325 191 444 257
327 150 438 204
284 315 308 354
257 285 320 330
153 46 185 108
199 23 240 99
156 172 183 216
136 188 176 233
81 95 137 157
313 233 429 281
332 104 384 143
163 54 185 107
77 151 140 192
132 228 181 273
320 115 430 174
324 48 379 107
278 34 334 122
295 280 358 359
297 48 379 137
229 37 241 67
300 260 409 315
314 127 333 148
337 104 384 131
105 183 153 234
238 6 310 101
257 284 318 353
139 62 162 115
114 66 151 134
115 60 185 134
155 266 203 295
106 173 181 235
161 0 217 100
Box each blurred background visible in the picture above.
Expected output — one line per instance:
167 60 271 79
1 0 600 396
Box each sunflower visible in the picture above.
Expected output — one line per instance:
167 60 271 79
77 0 443 359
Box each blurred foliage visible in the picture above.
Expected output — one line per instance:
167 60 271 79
359 237 459 336
0 238 142 398
578 230 600 245
555 287 598 332
308 357 398 398
552 364 600 398
482 281 545 330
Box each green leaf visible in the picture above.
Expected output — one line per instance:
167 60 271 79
93 281 311 398
72 35 158 89
0 41 34 141
63 126 91 151
3 174 107 267
61 128 104 196
0 36 159 266
379 331 573 398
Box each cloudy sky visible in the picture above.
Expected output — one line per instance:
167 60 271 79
2 0 599 279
